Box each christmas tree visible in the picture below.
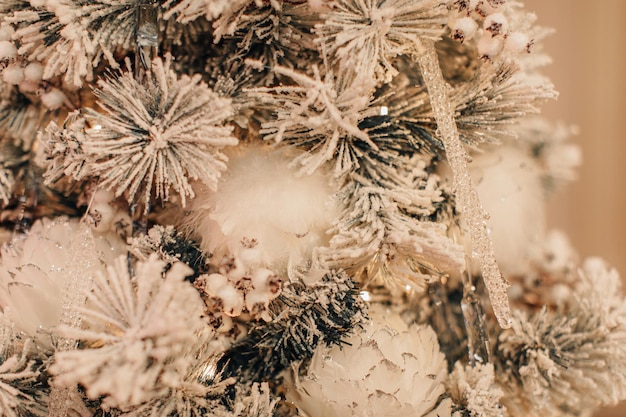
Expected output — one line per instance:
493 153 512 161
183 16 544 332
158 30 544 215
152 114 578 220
0 1 624 416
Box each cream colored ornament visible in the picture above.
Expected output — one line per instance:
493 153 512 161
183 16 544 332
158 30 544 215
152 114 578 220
287 306 451 417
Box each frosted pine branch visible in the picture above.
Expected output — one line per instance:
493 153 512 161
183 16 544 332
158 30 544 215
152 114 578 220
51 255 213 411
573 258 626 328
379 60 556 156
162 0 250 24
0 88 47 147
515 119 581 194
206 0 316 86
253 65 377 176
0 167 12 205
497 260 626 416
0 340 47 417
120 332 234 417
130 225 207 280
317 153 465 288
315 0 448 82
451 66 556 144
447 362 504 417
3 1 148 87
231 383 277 417
70 56 236 210
42 111 89 185
218 270 367 382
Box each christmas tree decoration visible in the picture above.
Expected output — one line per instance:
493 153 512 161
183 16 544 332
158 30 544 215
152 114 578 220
50 255 221 411
446 361 504 417
4 0 145 87
0 217 126 349
43 55 238 211
0 338 47 417
179 143 339 273
287 306 450 417
0 1 623 416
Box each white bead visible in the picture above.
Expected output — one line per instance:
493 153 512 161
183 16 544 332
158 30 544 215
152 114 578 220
0 26 14 42
217 283 244 317
23 62 43 83
245 289 272 321
251 268 275 290
238 245 263 268
88 201 115 233
0 40 17 60
201 273 229 295
2 63 24 85
41 88 67 110
551 283 571 305
483 12 508 37
505 32 531 54
453 17 479 42
110 210 132 237
220 257 246 283
477 35 503 58
92 188 115 204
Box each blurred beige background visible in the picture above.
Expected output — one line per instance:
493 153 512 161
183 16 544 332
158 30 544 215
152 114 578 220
522 1 626 416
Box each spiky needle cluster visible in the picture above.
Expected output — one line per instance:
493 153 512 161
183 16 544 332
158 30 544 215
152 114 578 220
219 270 368 382
315 0 449 82
44 56 237 210
51 255 213 411
0 340 47 417
497 260 626 416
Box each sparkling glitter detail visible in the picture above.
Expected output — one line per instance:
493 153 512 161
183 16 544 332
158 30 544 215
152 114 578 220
0 315 13 359
415 41 512 329
48 222 98 416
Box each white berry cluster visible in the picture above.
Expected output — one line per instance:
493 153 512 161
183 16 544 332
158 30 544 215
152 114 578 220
0 27 68 110
194 243 282 334
448 0 533 60
85 189 132 239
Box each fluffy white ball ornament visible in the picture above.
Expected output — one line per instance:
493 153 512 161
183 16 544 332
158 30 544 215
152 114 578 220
470 145 546 277
181 143 339 274
287 306 452 417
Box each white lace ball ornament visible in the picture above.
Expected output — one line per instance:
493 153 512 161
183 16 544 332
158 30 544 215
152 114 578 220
288 308 451 417
0 217 127 349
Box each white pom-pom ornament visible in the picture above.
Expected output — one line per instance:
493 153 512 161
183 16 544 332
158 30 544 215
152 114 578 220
477 35 503 59
483 12 508 37
182 144 339 274
470 145 545 276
